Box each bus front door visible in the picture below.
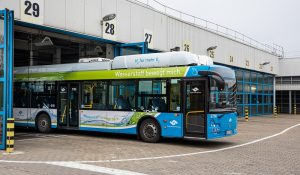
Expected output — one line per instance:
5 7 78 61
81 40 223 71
184 79 207 137
58 83 80 128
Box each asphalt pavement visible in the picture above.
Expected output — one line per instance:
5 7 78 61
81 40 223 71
0 114 299 175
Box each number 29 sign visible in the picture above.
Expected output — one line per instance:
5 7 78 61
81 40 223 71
21 0 44 25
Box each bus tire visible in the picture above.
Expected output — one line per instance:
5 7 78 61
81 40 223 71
36 113 51 133
139 118 161 143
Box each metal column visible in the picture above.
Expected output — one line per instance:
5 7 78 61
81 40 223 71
0 9 14 150
289 90 292 114
273 76 276 108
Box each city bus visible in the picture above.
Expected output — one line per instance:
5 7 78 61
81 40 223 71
13 51 237 142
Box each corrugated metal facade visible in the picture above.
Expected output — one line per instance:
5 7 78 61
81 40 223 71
0 0 279 74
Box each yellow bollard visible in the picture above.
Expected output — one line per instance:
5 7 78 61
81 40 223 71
294 105 297 115
274 106 278 118
6 118 14 153
245 106 249 122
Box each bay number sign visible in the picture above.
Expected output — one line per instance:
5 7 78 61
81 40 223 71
102 18 117 41
21 0 44 25
144 29 153 49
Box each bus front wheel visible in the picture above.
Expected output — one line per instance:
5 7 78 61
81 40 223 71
36 113 51 133
139 118 161 143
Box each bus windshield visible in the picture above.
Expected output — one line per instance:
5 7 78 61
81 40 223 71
209 66 237 113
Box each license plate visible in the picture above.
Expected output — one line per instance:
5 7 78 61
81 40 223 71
226 130 232 135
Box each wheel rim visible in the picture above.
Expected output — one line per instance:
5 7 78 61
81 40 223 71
143 123 157 139
40 120 47 128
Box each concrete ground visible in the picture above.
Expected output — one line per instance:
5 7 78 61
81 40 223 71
0 114 300 175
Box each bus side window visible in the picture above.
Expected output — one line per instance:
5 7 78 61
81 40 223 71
108 80 135 111
13 82 30 108
170 79 181 111
82 81 107 110
27 81 56 109
138 80 168 112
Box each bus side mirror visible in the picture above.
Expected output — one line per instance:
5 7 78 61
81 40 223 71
199 70 225 90
211 75 225 90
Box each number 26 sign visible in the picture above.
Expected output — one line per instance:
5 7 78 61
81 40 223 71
21 0 44 25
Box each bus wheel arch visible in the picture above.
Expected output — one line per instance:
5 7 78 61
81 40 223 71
35 112 52 133
137 116 161 143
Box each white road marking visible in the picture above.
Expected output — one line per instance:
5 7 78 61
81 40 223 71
223 173 242 175
15 133 34 136
0 122 299 165
75 122 300 163
17 133 48 137
47 162 146 175
16 134 70 142
2 151 25 155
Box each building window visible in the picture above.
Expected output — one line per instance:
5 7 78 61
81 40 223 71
227 67 274 116
244 71 250 82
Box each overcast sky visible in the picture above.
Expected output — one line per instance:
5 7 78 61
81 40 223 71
151 0 300 58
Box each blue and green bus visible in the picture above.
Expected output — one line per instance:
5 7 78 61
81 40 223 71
13 52 237 142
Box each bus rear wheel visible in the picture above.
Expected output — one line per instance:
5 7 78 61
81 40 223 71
139 118 161 143
36 113 51 133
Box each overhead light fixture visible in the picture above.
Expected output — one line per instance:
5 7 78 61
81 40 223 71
102 14 116 21
251 86 257 92
207 46 217 51
170 46 180 52
34 36 53 47
260 61 270 66
94 46 104 54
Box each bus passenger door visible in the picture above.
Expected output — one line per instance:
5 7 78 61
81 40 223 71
58 83 79 128
183 79 207 137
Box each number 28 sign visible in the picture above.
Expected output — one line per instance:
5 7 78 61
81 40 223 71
21 0 44 25
102 18 117 41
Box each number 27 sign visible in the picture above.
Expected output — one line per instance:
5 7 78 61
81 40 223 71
21 0 44 25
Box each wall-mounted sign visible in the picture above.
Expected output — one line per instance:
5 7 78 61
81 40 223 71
209 50 215 58
182 41 191 52
102 17 117 41
229 56 234 63
144 29 153 49
20 0 44 25
246 60 250 67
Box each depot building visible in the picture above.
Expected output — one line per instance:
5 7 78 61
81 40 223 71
1 0 291 119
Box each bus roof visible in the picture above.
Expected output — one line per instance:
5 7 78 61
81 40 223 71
112 51 213 69
15 51 213 75
14 61 112 74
